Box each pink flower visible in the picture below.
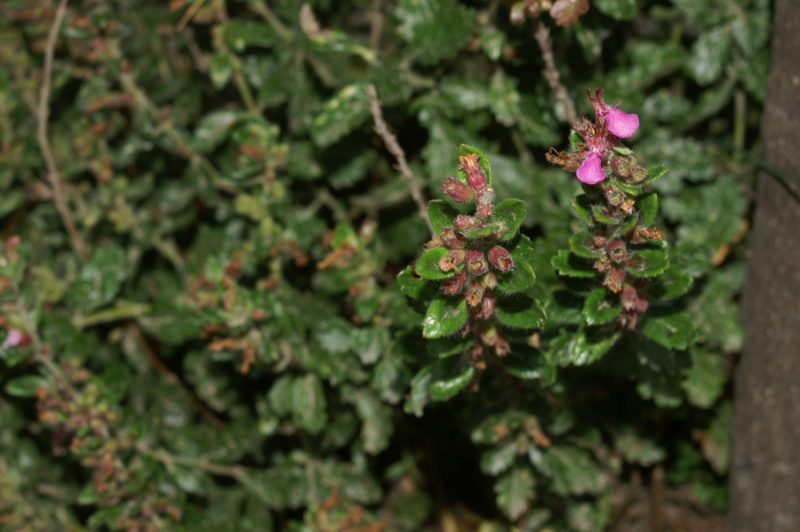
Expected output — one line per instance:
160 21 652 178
604 107 639 139
576 152 606 185
2 329 29 349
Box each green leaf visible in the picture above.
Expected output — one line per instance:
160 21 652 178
732 10 770 56
427 200 457 235
626 250 669 278
593 0 638 20
269 375 295 416
311 83 370 147
637 193 659 227
552 250 596 278
395 0 477 65
688 27 732 85
568 231 602 259
430 359 475 401
505 347 557 384
547 327 620 366
291 374 327 434
495 467 534 520
488 71 521 127
648 268 694 301
422 297 468 339
639 164 671 187
193 110 242 153
427 336 471 358
222 20 277 51
405 364 435 417
209 52 235 89
480 442 517 476
592 205 622 225
583 288 621 326
5 375 46 397
683 347 726 408
496 297 546 330
67 246 127 312
614 429 666 466
701 402 732 474
414 247 455 280
492 199 527 241
496 248 536 294
343 387 393 454
457 144 494 186
397 266 429 299
540 446 607 496
641 312 697 350
572 195 594 226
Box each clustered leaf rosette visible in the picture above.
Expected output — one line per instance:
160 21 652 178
546 90 697 353
399 146 545 410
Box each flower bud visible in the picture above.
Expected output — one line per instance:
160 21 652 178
438 249 465 272
441 177 474 204
479 293 495 319
603 185 625 207
480 325 498 346
603 268 625 293
483 272 498 289
488 246 514 272
606 240 627 264
620 285 639 311
440 227 467 249
476 201 493 220
441 272 467 295
2 329 30 349
466 250 489 276
465 280 485 307
454 214 477 232
495 335 511 357
459 153 487 189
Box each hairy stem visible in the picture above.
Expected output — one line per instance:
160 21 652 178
36 0 89 260
367 84 433 235
533 20 578 126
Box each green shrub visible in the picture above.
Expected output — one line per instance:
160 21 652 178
0 0 766 529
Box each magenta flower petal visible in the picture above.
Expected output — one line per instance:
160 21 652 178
605 107 639 138
576 152 606 185
2 329 25 349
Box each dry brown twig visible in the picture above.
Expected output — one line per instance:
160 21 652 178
36 0 89 260
533 19 579 126
367 84 433 235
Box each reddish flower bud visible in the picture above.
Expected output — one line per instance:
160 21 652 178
441 272 467 295
603 185 625 207
606 240 627 264
440 227 467 249
494 335 511 357
479 293 495 319
488 246 514 272
465 280 485 307
441 177 474 204
480 325 498 346
603 268 626 293
438 249 465 272
620 285 639 311
2 329 30 349
466 250 489 276
454 214 477 232
459 153 487 189
476 201 493 220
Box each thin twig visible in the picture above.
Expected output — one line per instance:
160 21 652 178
369 0 384 51
367 84 433 235
533 20 578 127
35 0 89 261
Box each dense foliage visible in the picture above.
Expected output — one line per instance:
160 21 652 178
0 0 768 529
